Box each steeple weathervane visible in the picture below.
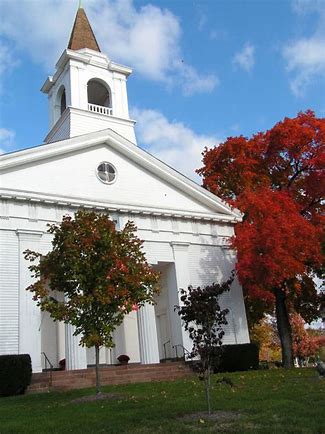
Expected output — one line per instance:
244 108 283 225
68 6 100 52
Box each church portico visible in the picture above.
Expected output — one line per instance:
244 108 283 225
0 5 250 374
153 261 186 361
0 191 249 371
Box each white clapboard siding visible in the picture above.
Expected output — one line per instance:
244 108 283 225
47 113 70 144
189 244 226 288
219 293 237 345
0 230 19 354
188 244 238 345
143 241 174 264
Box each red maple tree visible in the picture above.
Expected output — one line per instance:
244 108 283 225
291 313 318 364
198 111 324 367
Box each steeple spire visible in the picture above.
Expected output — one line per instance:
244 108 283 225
68 7 101 52
42 3 135 144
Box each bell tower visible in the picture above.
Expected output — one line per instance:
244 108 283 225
41 7 136 144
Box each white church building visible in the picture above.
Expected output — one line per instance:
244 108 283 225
0 7 250 373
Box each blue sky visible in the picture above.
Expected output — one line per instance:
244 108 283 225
0 0 325 179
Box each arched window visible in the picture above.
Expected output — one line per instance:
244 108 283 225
54 85 67 123
87 79 112 115
60 90 66 115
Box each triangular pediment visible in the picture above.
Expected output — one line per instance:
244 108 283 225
0 129 241 220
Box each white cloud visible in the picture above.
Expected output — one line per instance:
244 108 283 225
198 13 207 31
292 0 324 15
282 0 325 95
175 62 218 96
131 107 220 181
0 128 15 153
0 44 17 76
0 0 218 96
0 1 76 71
233 43 255 72
0 43 20 93
283 37 325 95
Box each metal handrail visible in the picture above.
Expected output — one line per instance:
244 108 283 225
172 344 191 359
42 351 54 370
162 340 170 359
41 352 53 387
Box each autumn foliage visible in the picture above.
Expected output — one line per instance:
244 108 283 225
291 313 325 362
250 317 281 362
25 211 159 393
251 314 325 364
235 189 321 302
198 111 324 367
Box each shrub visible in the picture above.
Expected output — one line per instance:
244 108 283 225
0 354 32 397
117 354 130 364
214 343 259 373
59 358 66 370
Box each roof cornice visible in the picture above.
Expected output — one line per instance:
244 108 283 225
41 50 132 94
0 188 240 223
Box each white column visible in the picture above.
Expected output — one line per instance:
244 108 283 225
171 242 192 354
223 249 250 344
57 321 65 362
137 303 160 364
17 230 43 373
65 323 87 370
69 64 83 109
166 264 183 350
113 311 140 363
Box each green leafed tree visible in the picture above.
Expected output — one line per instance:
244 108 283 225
24 210 160 394
175 276 232 415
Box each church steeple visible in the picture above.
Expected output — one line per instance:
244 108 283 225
41 6 136 145
68 7 101 52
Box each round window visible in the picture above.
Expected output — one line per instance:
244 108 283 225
96 162 117 184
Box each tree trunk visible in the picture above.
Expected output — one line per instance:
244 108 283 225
204 367 211 415
95 344 101 395
275 287 293 368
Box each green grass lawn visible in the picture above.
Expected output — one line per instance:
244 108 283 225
0 368 324 433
